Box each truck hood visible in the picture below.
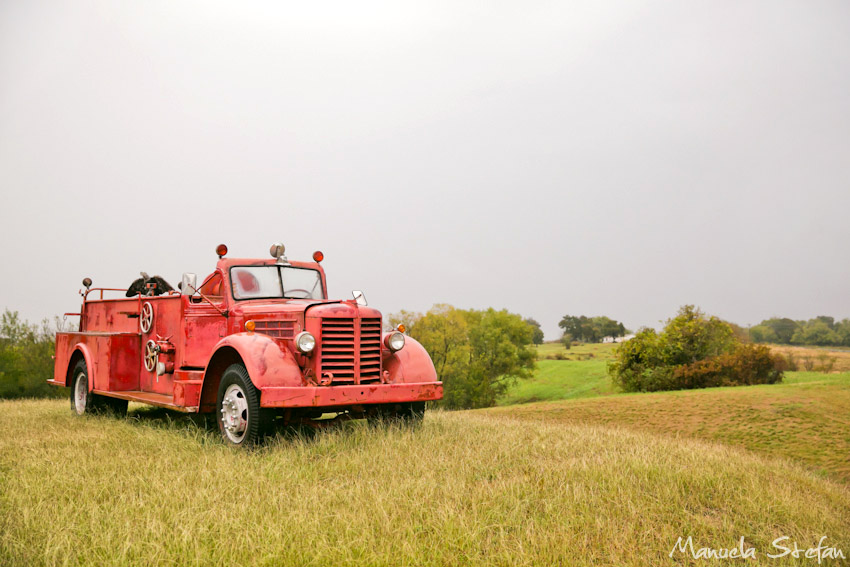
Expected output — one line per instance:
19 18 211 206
304 302 382 320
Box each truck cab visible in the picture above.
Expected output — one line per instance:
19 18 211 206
51 243 442 446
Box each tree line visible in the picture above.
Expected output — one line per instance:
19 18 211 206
749 316 850 347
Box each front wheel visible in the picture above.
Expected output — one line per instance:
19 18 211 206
216 363 272 447
369 402 426 425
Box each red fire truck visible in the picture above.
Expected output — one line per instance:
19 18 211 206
50 243 442 446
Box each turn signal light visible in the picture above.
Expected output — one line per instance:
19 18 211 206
313 250 324 262
216 244 228 258
245 320 256 332
397 324 406 333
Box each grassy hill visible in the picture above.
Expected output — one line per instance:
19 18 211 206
488 372 850 483
496 342 850 483
1 399 848 566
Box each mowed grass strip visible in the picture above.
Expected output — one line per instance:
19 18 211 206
498 359 615 405
498 343 618 405
1 400 848 566
486 373 850 483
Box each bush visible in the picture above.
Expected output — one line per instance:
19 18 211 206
609 306 784 393
669 344 783 389
0 310 65 399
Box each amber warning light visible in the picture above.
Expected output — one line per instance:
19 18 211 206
313 250 324 262
216 244 228 258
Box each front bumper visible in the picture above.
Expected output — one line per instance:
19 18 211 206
260 381 443 408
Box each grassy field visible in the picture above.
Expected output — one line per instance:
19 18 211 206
495 342 850 483
488 373 850 483
1 399 849 566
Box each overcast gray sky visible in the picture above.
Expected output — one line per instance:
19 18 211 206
1 0 848 340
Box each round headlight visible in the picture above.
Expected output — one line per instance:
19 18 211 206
295 331 316 354
385 331 405 352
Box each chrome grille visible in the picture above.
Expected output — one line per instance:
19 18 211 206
254 320 295 339
320 317 382 384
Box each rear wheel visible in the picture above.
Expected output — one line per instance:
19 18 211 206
216 363 272 447
69 360 128 417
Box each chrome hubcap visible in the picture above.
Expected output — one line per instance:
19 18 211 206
220 384 249 443
74 372 87 415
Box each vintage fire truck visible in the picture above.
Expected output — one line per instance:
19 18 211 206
50 243 442 446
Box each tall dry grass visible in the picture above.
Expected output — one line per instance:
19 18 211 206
1 400 848 566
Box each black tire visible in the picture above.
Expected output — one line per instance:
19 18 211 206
216 363 272 447
69 360 127 417
369 402 426 425
401 401 425 424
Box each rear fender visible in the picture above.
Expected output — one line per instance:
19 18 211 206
69 344 95 391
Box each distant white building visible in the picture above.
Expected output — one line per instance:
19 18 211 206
602 334 635 344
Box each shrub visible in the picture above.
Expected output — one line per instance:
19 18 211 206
0 310 65 399
816 353 836 373
609 306 784 393
777 352 798 372
669 344 783 389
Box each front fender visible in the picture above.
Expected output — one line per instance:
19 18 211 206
383 336 439 384
209 333 303 389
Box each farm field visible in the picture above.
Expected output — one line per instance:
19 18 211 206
1 399 849 566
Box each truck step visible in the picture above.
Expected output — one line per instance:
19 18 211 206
92 390 199 413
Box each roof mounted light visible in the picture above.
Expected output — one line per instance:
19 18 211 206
312 250 324 263
270 242 290 265
216 244 228 258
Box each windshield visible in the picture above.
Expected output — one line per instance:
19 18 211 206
230 266 324 300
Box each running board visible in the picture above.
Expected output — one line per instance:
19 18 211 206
92 390 199 413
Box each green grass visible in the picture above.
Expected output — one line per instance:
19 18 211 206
498 359 615 405
499 342 617 405
487 372 850 483
1 399 849 566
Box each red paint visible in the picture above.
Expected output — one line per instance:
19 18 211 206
52 251 442 417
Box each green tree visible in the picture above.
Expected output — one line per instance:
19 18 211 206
397 305 535 409
749 324 778 343
835 319 850 347
558 314 628 343
0 310 63 399
661 305 735 366
757 318 799 344
524 318 544 345
790 321 840 346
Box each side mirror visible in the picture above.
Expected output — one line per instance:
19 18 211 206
352 290 367 306
181 273 197 295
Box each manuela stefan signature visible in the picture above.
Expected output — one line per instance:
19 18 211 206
669 536 845 562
